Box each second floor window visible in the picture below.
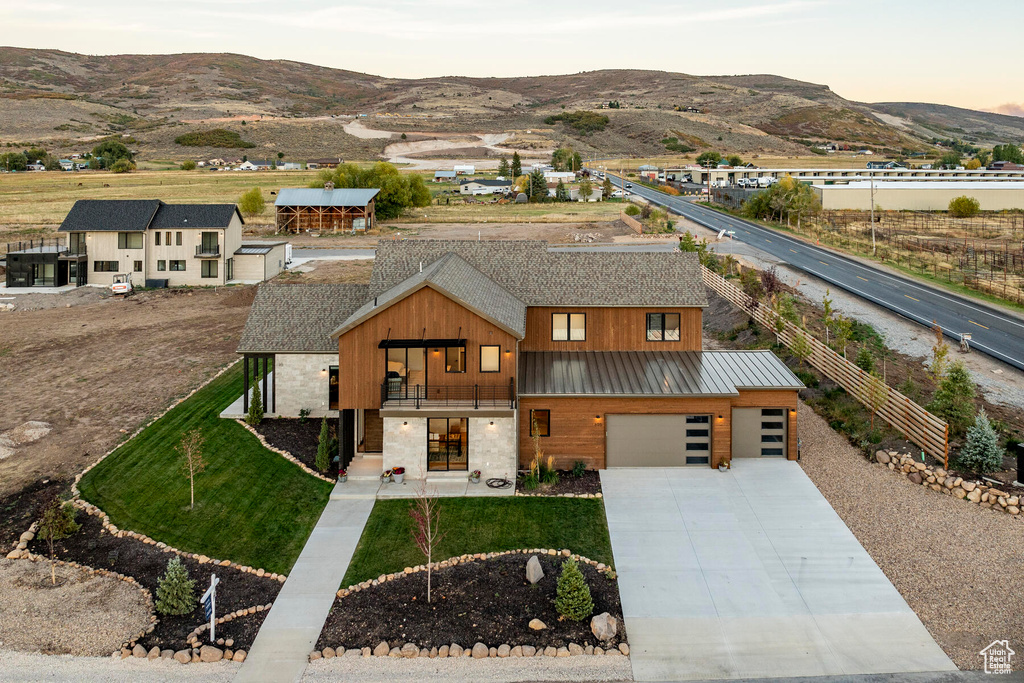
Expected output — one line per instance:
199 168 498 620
445 346 465 373
647 313 681 341
176 232 183 246
480 345 500 373
552 312 586 341
118 232 143 249
155 232 161 246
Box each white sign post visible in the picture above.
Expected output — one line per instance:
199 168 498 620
201 574 220 643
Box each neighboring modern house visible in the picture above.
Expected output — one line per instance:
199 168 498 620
434 171 457 182
453 164 475 175
865 161 905 169
459 178 512 195
4 199 283 289
306 158 344 169
236 240 803 480
274 184 379 233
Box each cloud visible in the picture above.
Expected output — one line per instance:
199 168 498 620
985 103 1024 118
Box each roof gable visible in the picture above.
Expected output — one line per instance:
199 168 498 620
58 199 163 232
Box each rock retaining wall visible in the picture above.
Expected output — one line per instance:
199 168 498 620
876 449 1022 517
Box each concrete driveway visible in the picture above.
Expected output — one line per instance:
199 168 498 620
601 461 956 681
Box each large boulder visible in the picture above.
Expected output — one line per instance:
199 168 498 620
472 642 489 659
132 644 147 658
529 618 547 630
591 612 619 641
200 646 223 663
526 555 544 584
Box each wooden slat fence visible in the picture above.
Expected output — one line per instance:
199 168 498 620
703 267 949 466
620 212 643 235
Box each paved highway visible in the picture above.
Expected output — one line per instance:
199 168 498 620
605 174 1024 371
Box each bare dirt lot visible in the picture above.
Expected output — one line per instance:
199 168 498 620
274 259 374 284
0 286 254 497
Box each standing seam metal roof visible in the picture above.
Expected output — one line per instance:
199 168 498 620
274 188 380 207
518 350 803 396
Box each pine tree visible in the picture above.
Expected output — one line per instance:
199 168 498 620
554 558 594 621
315 416 331 472
497 157 510 177
511 151 522 178
855 346 874 373
957 410 1004 474
927 360 976 437
246 384 264 426
555 180 569 202
155 557 197 616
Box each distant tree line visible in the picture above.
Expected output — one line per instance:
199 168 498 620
544 110 609 135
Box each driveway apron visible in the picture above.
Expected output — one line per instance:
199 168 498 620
601 461 956 681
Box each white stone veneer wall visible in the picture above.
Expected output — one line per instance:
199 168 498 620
274 353 337 418
383 415 516 480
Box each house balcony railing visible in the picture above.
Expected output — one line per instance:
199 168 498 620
195 245 221 258
4 237 84 257
380 378 516 409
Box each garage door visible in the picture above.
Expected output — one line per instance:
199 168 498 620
606 414 711 467
732 408 787 458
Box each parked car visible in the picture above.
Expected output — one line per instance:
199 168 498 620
625 183 632 189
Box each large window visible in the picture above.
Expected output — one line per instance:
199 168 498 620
647 313 681 341
201 260 218 278
157 260 166 271
530 409 550 437
118 232 144 249
94 261 119 272
427 418 468 471
480 345 500 373
329 366 339 410
552 312 586 341
68 232 86 254
445 346 466 373
169 260 186 272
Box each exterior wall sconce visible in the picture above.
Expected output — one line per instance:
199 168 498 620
789 408 797 415
717 415 724 420
489 421 495 426
402 421 408 426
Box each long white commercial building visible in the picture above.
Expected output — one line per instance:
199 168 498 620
664 167 1024 185
811 181 1024 211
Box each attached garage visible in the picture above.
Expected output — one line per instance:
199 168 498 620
606 414 711 467
232 241 288 283
732 407 789 458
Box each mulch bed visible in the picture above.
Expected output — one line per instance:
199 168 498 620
27 514 281 651
516 470 602 496
256 418 339 478
0 478 69 549
316 553 623 651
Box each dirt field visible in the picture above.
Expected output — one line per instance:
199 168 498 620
274 259 374 283
0 286 254 497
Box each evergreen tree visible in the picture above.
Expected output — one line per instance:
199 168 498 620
855 346 874 373
511 151 522 178
497 157 510 177
957 410 1005 474
528 169 547 201
155 557 197 616
247 384 264 425
555 180 570 202
927 360 976 437
315 416 331 472
602 176 613 198
554 558 594 622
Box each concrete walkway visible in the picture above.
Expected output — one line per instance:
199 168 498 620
601 462 957 682
234 482 375 683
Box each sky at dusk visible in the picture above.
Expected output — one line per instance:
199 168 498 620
3 0 1022 114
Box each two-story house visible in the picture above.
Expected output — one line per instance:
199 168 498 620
44 199 286 288
236 240 803 479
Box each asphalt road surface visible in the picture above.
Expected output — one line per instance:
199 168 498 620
605 174 1024 371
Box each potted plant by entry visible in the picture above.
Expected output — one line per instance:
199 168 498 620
380 468 393 483
718 458 731 472
393 466 406 484
338 468 348 483
469 469 481 484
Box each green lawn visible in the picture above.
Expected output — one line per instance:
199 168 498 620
78 363 333 575
342 497 614 586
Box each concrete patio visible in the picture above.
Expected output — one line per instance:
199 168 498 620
601 461 957 681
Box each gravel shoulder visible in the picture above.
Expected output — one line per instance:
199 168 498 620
302 654 632 682
0 650 239 682
0 559 151 656
796 400 1024 671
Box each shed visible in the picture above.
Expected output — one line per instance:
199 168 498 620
274 186 380 233
233 241 289 282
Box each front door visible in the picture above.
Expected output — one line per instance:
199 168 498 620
427 418 468 471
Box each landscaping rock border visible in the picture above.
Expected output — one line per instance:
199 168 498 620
514 492 603 499
236 420 334 484
875 449 1022 518
317 547 621 662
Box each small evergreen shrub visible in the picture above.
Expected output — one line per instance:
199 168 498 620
957 410 1005 474
855 346 875 373
246 385 264 425
927 360 976 437
555 558 594 621
156 557 196 616
315 416 331 472
572 460 587 478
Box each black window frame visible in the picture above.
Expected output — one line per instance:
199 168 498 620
646 312 681 342
328 366 339 411
479 345 501 373
169 260 186 272
157 260 166 272
201 260 218 279
529 409 550 437
117 232 144 249
155 231 161 246
551 312 586 341
445 346 466 373
93 261 119 272
133 260 142 273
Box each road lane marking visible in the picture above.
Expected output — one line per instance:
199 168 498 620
857 276 869 282
790 249 798 253
905 295 920 302
970 320 989 329
819 260 829 266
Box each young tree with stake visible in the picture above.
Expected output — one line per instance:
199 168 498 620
409 483 447 604
177 429 207 510
38 498 79 585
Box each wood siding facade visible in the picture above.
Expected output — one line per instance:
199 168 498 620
518 390 797 470
520 306 702 352
337 286 517 409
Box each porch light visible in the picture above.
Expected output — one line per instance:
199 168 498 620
789 409 796 415
717 415 724 420
489 421 495 426
402 421 408 426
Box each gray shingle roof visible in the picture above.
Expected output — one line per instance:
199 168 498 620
151 204 242 229
58 199 163 232
237 284 370 353
371 240 707 308
519 350 803 396
334 253 527 338
275 188 380 208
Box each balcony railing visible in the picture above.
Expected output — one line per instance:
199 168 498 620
4 237 84 257
195 244 221 257
381 378 516 409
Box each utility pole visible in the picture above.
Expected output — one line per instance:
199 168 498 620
869 175 876 255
